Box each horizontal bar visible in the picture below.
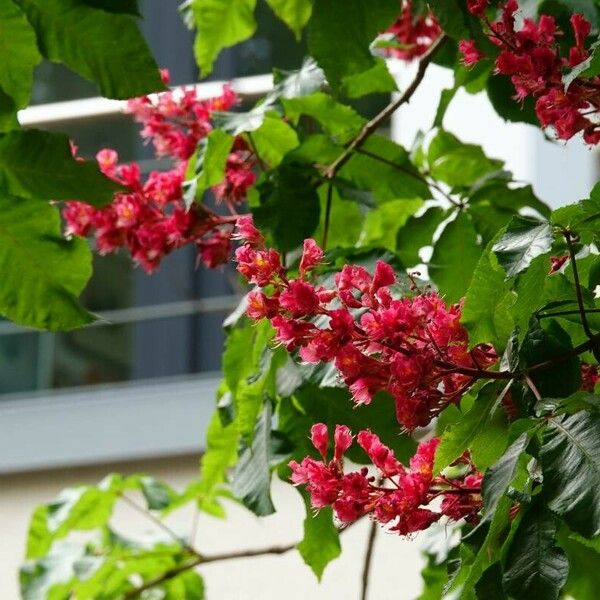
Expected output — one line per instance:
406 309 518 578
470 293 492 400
18 73 274 128
0 372 220 473
0 295 242 336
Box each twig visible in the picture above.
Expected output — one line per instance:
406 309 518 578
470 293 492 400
525 374 542 402
322 34 447 180
564 230 594 340
120 494 199 557
123 543 297 599
361 519 378 600
322 182 333 250
354 147 461 208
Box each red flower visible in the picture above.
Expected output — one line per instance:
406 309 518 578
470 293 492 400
459 40 484 66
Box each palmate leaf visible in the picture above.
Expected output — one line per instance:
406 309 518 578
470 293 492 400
265 0 312 39
540 410 600 538
492 216 553 278
461 243 515 351
0 196 93 330
433 384 508 475
0 130 121 206
0 0 41 122
232 402 277 516
296 494 340 580
15 0 165 98
482 431 530 521
307 0 397 94
429 212 482 304
192 0 257 77
502 502 569 600
253 164 320 252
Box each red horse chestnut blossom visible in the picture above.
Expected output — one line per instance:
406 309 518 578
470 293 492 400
381 0 441 61
63 70 257 272
461 1 600 144
290 424 482 534
234 221 497 430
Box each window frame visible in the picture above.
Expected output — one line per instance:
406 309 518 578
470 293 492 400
0 75 272 474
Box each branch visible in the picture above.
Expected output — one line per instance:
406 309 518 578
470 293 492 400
354 147 461 208
123 543 297 599
322 34 447 181
564 230 594 340
360 519 378 600
120 494 199 557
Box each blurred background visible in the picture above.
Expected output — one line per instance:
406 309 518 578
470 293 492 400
0 1 597 598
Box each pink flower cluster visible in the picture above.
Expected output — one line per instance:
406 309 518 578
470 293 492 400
63 70 257 272
234 218 497 430
461 1 600 144
290 424 482 534
382 0 441 61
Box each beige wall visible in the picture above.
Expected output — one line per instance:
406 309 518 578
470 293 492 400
1 455 424 599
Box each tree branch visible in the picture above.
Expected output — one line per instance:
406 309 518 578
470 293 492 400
354 147 461 208
322 34 447 181
123 543 298 599
360 519 378 600
563 231 596 341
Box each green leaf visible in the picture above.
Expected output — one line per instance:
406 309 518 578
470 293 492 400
250 112 299 167
138 477 176 511
341 58 397 98
253 164 320 252
0 130 120 206
492 216 553 278
0 197 93 330
396 207 447 266
282 92 365 144
429 212 482 304
195 412 239 517
461 243 515 350
197 129 234 189
447 496 513 598
340 135 430 202
487 74 538 125
559 531 600 600
0 0 41 118
265 0 311 39
430 145 503 188
434 384 506 474
280 386 417 466
475 562 505 600
359 198 423 251
520 319 581 398
417 553 449 600
185 129 234 207
540 411 600 538
16 0 165 98
307 0 397 93
428 0 469 39
45 486 117 543
222 319 278 442
502 503 569 600
192 0 257 77
482 431 530 520
164 571 205 599
297 496 341 580
232 402 276 516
